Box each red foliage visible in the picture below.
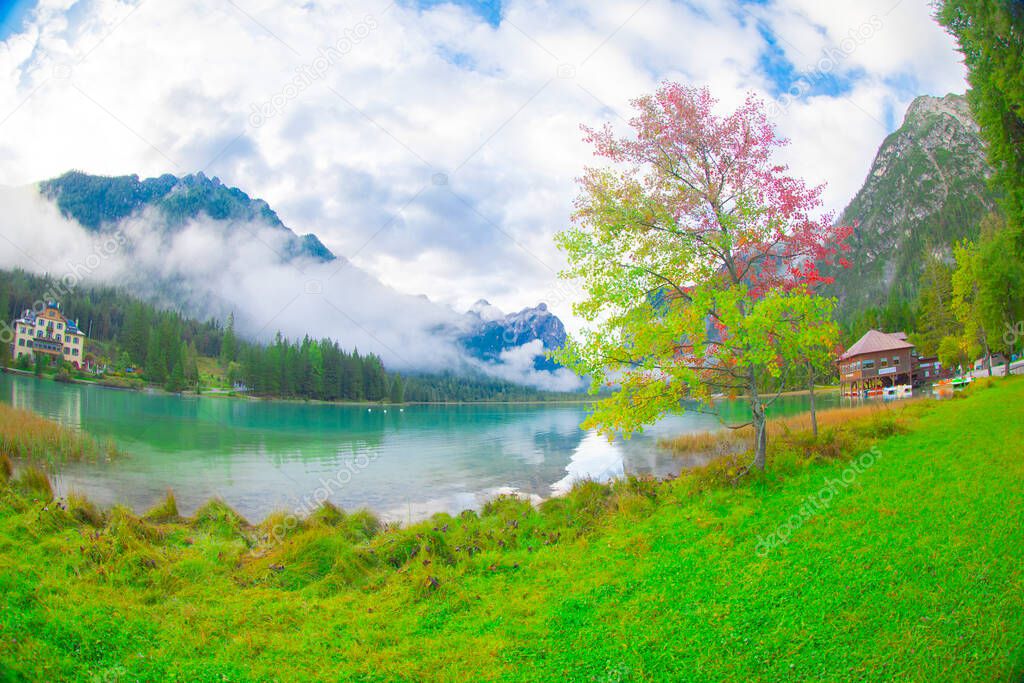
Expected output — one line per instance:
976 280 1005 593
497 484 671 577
581 83 852 297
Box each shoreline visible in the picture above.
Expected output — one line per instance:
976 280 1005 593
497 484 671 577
1 366 600 407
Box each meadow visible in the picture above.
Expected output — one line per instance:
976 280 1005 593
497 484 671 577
0 379 1022 681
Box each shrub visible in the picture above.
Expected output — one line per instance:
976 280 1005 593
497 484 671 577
308 501 345 527
192 499 249 538
67 490 104 526
17 465 53 500
143 490 180 523
0 452 11 482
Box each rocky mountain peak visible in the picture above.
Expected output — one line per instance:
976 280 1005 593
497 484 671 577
825 93 999 323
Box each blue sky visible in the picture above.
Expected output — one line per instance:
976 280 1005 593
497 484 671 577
0 0 35 40
0 0 968 327
413 0 502 26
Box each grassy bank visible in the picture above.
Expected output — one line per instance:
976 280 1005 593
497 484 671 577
0 402 117 465
0 380 1022 681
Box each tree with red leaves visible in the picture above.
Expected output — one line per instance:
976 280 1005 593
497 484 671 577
555 83 852 470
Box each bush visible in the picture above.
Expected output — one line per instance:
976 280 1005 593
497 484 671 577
67 491 104 526
192 499 249 538
143 490 179 523
16 465 53 500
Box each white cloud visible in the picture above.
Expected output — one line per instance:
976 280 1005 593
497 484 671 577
0 0 968 338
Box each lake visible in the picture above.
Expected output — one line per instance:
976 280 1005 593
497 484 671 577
0 373 840 522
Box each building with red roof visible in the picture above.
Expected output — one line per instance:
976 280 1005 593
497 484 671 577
838 329 915 395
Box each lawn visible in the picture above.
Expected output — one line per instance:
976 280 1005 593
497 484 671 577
0 379 1022 682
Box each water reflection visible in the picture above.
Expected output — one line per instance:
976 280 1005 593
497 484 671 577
0 373 838 522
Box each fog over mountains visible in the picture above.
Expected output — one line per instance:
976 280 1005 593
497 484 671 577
0 171 578 391
0 91 992 391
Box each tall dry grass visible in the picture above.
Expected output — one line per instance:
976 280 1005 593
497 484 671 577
660 401 915 457
0 402 116 463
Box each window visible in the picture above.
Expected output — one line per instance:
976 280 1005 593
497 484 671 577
880 358 888 367
893 357 900 365
862 360 875 369
73 349 79 356
18 339 24 346
57 323 63 330
74 337 79 344
56 335 62 342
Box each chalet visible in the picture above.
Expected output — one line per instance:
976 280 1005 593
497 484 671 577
10 301 87 368
838 329 915 396
914 355 943 384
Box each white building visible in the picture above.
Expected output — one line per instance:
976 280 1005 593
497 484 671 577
11 301 87 367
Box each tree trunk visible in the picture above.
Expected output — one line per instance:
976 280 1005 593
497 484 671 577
984 338 993 377
749 370 767 470
808 362 818 439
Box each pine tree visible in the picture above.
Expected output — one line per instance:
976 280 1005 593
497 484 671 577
389 373 405 404
166 343 187 393
221 312 237 366
146 329 166 383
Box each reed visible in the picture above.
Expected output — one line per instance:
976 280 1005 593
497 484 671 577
16 465 53 500
660 401 910 457
67 489 104 526
0 452 11 482
0 402 118 464
143 489 180 523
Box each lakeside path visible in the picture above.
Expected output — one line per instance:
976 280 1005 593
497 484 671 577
0 379 1022 681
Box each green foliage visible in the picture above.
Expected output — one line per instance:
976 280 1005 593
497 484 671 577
0 268 575 404
388 373 405 403
827 94 999 329
975 217 1024 357
15 465 53 500
555 85 845 469
939 0 1024 232
909 253 960 355
0 380 1023 680
948 214 1024 366
143 490 179 523
938 334 967 370
220 312 237 365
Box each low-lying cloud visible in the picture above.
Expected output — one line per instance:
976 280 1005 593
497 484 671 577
0 184 579 390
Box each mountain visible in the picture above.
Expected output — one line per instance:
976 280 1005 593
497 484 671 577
826 93 999 322
21 171 571 386
39 171 335 263
461 301 568 371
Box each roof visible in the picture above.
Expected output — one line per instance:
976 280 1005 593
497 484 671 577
841 329 914 360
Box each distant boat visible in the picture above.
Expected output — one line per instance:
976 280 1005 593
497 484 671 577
883 384 912 400
932 376 972 390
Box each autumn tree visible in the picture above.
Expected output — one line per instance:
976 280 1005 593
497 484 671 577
556 84 851 470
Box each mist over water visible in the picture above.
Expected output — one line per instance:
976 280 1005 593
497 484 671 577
0 185 578 389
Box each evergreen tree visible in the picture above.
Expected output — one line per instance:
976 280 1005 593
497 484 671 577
123 302 150 367
166 343 187 393
939 0 1024 234
0 288 10 368
911 254 959 355
389 373 405 403
220 312 237 366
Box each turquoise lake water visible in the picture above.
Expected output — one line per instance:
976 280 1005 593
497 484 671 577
0 372 841 522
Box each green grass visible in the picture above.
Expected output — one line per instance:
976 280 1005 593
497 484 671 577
0 380 1022 681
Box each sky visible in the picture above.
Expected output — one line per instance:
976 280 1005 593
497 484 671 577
0 0 968 334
